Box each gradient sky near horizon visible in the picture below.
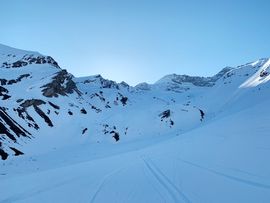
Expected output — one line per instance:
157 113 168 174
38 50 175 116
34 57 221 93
1 0 270 85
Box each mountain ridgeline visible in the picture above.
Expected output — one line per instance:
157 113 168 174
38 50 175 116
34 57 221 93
0 44 270 160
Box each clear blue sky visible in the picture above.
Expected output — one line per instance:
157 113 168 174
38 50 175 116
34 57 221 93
1 0 270 85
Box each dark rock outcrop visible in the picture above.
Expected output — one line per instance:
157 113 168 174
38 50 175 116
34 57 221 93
41 70 81 97
1 54 60 69
82 128 88 135
14 107 39 130
33 106 53 127
68 110 73 115
83 75 120 89
20 99 46 108
159 109 174 128
110 131 120 142
0 74 30 87
0 86 11 100
199 109 205 121
48 101 60 110
0 107 31 156
9 147 24 156
159 110 171 119
80 108 87 114
0 148 8 160
0 107 31 142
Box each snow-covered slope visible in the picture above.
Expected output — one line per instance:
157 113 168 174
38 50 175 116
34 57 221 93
0 44 270 203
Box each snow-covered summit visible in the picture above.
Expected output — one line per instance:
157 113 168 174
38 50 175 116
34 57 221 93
156 67 233 87
75 74 130 90
0 43 39 55
0 43 60 69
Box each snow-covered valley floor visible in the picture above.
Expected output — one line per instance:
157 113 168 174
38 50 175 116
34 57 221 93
1 100 270 203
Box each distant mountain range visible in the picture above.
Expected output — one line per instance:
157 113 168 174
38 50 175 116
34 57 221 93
0 43 269 160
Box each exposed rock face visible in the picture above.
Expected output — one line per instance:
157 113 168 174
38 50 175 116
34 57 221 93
0 79 7 86
211 67 234 81
80 108 87 114
33 106 53 127
16 99 24 103
0 147 8 160
157 67 233 88
14 107 40 130
260 69 269 77
118 93 128 106
119 81 129 88
159 110 171 119
111 131 120 142
1 55 60 69
82 128 88 135
41 70 82 97
0 107 31 139
0 74 31 86
19 99 53 127
172 75 215 87
0 107 31 159
83 75 121 89
199 109 205 121
9 147 24 156
0 86 11 100
102 124 121 142
135 82 151 91
48 101 60 110
159 109 174 128
20 99 46 108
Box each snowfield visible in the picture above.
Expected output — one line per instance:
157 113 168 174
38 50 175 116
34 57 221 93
0 44 270 202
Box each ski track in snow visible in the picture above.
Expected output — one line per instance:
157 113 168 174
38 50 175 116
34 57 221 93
142 156 191 203
89 166 130 203
177 158 270 190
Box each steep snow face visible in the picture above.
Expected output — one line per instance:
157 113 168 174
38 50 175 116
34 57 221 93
0 44 60 69
0 44 38 57
240 58 270 88
0 45 85 159
203 58 270 116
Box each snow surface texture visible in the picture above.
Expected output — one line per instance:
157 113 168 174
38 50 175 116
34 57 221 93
0 44 270 202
